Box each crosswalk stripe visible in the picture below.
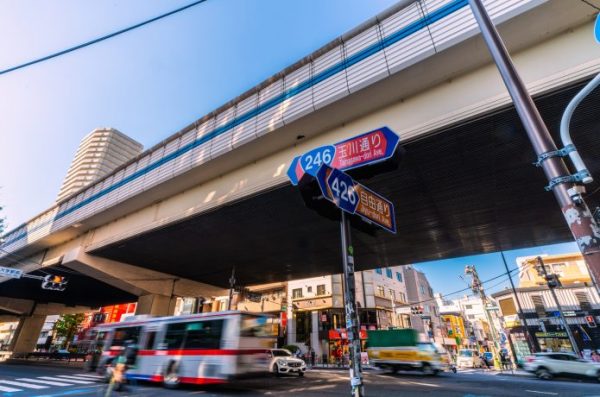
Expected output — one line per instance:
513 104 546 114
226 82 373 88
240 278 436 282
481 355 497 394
17 378 74 386
39 376 93 384
75 374 103 379
57 375 99 381
0 380 48 389
54 375 95 383
0 384 22 392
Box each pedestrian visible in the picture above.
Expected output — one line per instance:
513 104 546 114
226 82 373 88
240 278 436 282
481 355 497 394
591 351 600 363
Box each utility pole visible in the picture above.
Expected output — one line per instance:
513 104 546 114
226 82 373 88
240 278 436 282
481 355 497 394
468 0 600 293
465 265 501 365
500 252 536 355
535 256 580 356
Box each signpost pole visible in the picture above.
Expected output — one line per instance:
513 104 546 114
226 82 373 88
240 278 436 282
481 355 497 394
468 0 600 292
339 211 364 397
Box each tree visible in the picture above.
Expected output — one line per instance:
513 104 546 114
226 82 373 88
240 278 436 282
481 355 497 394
53 313 85 348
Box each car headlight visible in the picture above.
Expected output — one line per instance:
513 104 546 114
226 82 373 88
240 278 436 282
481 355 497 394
278 360 287 366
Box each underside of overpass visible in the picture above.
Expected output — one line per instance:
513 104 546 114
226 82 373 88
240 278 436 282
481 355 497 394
0 266 136 308
87 79 600 288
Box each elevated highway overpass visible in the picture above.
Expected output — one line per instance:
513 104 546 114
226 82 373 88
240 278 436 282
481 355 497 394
1 0 599 350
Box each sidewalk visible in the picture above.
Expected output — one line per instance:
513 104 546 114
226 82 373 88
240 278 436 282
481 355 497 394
4 358 86 369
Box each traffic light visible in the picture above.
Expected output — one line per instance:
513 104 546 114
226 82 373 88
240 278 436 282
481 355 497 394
41 275 67 291
410 306 423 315
585 315 597 328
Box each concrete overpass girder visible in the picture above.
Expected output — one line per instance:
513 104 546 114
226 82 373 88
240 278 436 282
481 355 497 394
61 247 227 300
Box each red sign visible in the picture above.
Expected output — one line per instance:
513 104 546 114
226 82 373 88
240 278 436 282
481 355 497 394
330 127 398 170
328 329 368 340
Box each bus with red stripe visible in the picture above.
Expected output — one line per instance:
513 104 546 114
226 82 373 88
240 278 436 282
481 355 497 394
94 311 277 388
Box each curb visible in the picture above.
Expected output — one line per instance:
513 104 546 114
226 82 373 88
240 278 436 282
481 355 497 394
4 358 86 369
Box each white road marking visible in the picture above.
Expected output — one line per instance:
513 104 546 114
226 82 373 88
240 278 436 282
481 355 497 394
40 376 93 384
75 373 103 379
306 385 337 391
405 381 441 388
0 384 22 392
525 391 558 395
17 378 74 386
0 380 48 389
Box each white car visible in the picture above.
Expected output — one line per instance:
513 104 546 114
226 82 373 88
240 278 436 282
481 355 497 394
267 349 306 377
524 352 600 381
456 349 481 369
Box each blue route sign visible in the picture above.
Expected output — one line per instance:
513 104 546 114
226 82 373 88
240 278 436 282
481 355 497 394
316 164 396 233
300 145 335 177
287 126 400 185
596 14 600 43
327 168 359 214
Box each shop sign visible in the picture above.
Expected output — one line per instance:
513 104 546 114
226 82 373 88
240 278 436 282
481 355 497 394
328 329 368 340
535 332 568 338
294 297 333 310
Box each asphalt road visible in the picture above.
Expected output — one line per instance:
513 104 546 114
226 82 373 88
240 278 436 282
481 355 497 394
0 364 599 396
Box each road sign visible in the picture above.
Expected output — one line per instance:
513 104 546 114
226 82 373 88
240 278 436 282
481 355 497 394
596 14 600 43
287 126 399 185
330 127 399 171
0 266 22 279
317 165 396 233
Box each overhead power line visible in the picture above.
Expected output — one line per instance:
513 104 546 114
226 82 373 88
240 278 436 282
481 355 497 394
0 0 208 76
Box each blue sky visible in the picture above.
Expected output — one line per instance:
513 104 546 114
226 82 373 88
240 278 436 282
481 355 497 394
0 1 583 296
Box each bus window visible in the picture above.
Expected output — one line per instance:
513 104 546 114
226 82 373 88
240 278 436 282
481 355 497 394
143 332 157 350
112 327 142 347
241 315 277 338
162 323 187 350
184 320 223 349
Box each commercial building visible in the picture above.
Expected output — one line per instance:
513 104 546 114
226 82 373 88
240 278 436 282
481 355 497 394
56 127 143 202
402 266 442 341
285 266 409 362
0 321 18 350
492 253 600 358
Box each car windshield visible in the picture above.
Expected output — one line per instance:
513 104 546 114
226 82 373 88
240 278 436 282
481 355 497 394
459 350 473 357
272 350 292 357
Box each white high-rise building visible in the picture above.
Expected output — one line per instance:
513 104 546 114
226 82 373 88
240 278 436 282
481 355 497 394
57 128 143 202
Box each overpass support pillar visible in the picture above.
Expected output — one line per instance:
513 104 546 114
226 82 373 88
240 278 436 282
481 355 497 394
135 294 176 316
9 314 46 354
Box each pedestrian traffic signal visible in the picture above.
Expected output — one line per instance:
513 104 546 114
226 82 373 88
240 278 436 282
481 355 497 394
41 275 67 291
585 315 597 328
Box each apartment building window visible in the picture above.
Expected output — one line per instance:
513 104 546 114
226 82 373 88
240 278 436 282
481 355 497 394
468 314 475 320
398 292 406 302
317 284 326 296
389 289 396 301
375 268 382 275
396 272 403 282
419 285 426 295
531 295 546 317
386 268 393 278
377 285 385 297
307 286 312 294
575 292 592 311
465 305 473 310
292 288 303 299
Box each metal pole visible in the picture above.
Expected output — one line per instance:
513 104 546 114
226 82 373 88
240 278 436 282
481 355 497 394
340 211 364 397
468 0 600 292
500 251 536 354
228 267 235 311
536 257 580 356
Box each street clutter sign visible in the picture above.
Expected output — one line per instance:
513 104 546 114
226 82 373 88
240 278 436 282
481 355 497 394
316 164 396 233
0 266 23 279
287 126 399 185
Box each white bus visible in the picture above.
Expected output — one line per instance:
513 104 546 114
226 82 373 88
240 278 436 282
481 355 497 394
95 311 277 388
